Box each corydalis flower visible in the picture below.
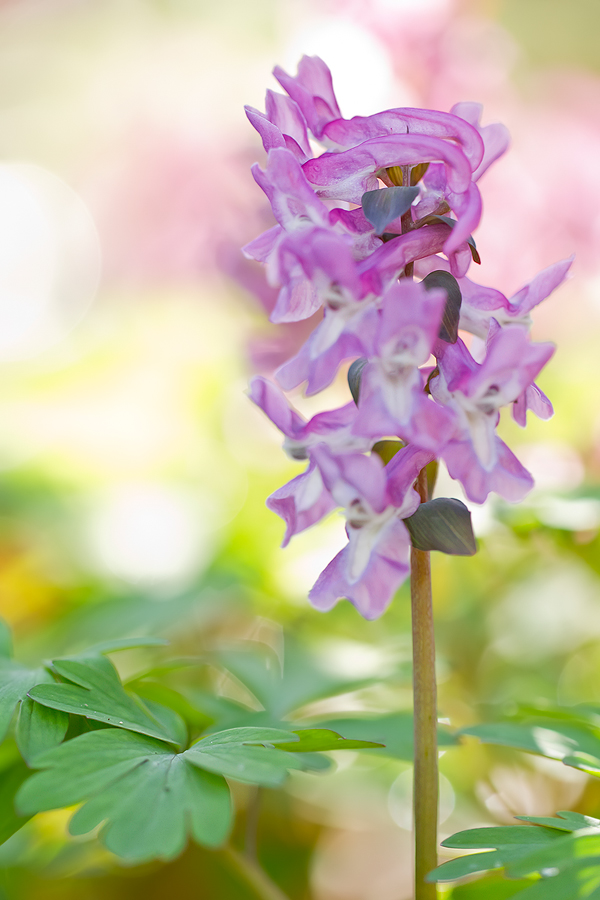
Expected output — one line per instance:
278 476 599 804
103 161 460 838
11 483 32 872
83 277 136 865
245 55 567 618
308 444 433 619
248 376 371 546
351 280 455 452
432 327 555 502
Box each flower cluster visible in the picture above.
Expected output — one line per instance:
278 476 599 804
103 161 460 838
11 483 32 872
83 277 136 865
245 56 571 619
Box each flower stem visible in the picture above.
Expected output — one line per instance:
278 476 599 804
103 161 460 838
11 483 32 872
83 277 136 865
411 466 438 899
245 786 262 862
222 846 293 900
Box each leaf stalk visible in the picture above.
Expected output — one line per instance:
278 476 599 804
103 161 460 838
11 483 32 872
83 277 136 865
222 845 293 900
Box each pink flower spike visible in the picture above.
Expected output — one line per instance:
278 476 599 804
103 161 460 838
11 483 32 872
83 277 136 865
245 106 286 154
273 56 342 140
432 330 554 494
268 226 364 324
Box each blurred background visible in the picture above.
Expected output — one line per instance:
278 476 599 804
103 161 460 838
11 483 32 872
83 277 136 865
0 0 599 897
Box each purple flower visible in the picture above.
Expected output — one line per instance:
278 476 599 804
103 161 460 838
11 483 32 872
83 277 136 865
450 102 510 181
269 227 364 324
322 107 485 172
267 459 338 548
351 281 456 452
276 298 378 395
308 444 433 619
273 56 342 141
512 382 553 427
431 328 555 502
365 222 473 289
415 255 573 339
250 147 329 233
302 134 473 203
245 90 313 163
244 55 569 620
248 375 371 458
249 376 373 546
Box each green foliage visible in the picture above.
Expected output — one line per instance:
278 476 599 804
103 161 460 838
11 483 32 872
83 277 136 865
16 728 232 862
15 698 68 764
315 712 457 760
430 814 600 897
0 621 387 868
430 706 600 894
0 750 33 845
30 655 186 747
15 724 376 862
214 639 375 721
461 713 600 762
0 631 67 757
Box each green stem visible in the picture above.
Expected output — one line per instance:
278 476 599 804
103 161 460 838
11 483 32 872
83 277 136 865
245 786 261 862
411 466 438 899
222 846 293 900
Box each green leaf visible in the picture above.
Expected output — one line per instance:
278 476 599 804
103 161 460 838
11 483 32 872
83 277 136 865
16 729 232 862
563 751 600 775
81 636 169 655
216 639 374 720
0 657 55 743
404 498 477 555
127 681 211 732
430 825 567 882
515 812 600 832
16 697 69 763
187 726 308 786
16 723 331 859
275 728 384 752
430 817 600 898
315 713 456 760
508 831 600 879
461 720 600 761
28 656 185 747
0 753 32 845
450 872 533 898
361 186 419 234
